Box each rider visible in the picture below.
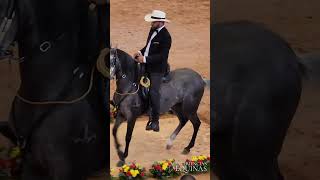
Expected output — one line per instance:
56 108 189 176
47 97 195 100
133 10 172 132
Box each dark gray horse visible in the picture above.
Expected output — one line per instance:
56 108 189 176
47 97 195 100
110 48 207 166
0 0 109 179
212 21 306 180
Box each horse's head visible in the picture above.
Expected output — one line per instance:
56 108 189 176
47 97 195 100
110 48 138 81
0 0 18 58
110 48 119 80
1 0 110 63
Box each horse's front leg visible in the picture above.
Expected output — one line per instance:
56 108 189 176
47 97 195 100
123 115 137 159
116 104 140 167
112 115 126 166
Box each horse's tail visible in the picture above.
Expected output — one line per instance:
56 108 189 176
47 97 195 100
202 78 210 90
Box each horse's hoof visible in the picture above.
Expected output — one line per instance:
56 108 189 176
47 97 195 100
117 160 125 167
166 144 173 150
182 148 190 154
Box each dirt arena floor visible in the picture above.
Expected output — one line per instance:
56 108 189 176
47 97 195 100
110 0 210 179
216 0 320 180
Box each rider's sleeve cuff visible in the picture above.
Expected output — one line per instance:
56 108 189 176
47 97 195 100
143 56 146 63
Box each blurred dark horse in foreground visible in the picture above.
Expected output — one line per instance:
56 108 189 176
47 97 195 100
212 21 307 180
0 0 109 179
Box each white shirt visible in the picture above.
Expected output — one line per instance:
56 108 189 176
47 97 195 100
139 25 165 63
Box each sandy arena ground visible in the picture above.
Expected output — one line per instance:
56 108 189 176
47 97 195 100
110 0 210 179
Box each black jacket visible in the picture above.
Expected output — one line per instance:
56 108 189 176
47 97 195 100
140 27 171 73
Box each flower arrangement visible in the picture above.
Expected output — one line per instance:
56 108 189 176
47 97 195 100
182 155 210 174
149 159 181 179
0 146 21 178
110 168 118 179
118 162 146 179
113 156 210 179
110 103 117 123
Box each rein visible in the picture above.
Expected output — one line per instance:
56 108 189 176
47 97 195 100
15 48 110 105
110 49 143 116
16 66 95 105
115 84 140 96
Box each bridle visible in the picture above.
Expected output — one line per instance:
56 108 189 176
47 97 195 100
110 48 141 118
0 0 110 166
0 1 109 105
110 48 140 96
0 0 102 62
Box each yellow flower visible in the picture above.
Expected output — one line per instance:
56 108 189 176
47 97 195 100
110 168 115 175
192 156 198 161
158 160 165 164
136 163 142 169
198 155 205 160
9 147 21 159
162 162 169 170
122 164 128 169
124 166 130 173
201 155 207 160
169 159 174 162
130 169 140 177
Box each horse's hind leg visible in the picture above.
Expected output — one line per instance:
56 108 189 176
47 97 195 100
166 104 189 150
241 159 283 180
232 101 290 180
183 113 201 154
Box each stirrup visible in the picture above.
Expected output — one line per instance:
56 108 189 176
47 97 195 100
140 76 151 88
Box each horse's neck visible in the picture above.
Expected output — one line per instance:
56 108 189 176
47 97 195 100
115 61 138 93
18 56 86 100
14 0 99 100
17 20 90 96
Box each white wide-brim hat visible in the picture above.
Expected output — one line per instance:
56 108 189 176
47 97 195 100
144 10 170 23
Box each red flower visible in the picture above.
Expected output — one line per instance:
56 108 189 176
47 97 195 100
141 172 145 176
0 159 5 169
186 159 190 162
130 164 136 169
155 165 162 171
3 159 13 169
126 171 132 176
207 157 210 160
